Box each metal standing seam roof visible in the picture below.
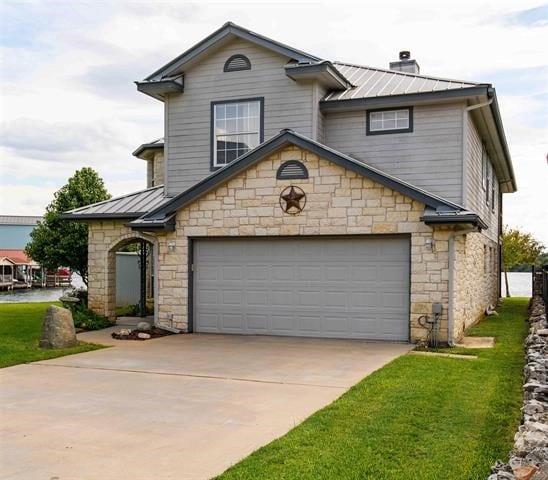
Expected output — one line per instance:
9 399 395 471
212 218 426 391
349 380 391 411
0 215 43 226
324 62 485 101
63 186 168 219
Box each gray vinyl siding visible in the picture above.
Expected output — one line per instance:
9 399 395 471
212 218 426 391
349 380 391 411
464 113 499 241
323 102 465 204
166 39 315 196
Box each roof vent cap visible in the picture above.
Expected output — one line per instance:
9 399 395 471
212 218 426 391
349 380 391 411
399 50 411 60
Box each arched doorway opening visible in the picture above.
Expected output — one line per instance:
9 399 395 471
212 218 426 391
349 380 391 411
106 233 158 323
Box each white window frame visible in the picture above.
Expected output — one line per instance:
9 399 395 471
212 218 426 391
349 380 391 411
211 98 263 169
367 107 413 135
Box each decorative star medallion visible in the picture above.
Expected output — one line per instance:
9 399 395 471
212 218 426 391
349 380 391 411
279 186 306 215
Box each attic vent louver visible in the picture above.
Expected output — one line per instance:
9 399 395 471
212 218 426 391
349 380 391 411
223 54 251 72
276 160 309 180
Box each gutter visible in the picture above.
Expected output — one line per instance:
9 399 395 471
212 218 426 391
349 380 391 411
319 85 491 111
448 227 480 346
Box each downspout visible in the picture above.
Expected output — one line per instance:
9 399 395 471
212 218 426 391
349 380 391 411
448 227 480 346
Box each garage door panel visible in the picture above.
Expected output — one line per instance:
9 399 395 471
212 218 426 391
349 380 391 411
246 314 268 330
246 290 269 307
194 237 409 340
246 265 269 280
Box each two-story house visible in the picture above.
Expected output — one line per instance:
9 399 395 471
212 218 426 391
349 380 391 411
64 22 516 345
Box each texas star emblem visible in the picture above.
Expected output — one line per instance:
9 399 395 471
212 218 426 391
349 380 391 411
279 186 306 215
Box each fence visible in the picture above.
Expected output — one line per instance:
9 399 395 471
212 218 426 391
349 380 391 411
532 264 548 313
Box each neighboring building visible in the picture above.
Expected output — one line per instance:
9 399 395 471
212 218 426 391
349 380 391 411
63 23 516 345
0 249 39 288
0 217 42 289
0 215 42 249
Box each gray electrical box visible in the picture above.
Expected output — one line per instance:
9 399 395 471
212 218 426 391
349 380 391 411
432 303 443 315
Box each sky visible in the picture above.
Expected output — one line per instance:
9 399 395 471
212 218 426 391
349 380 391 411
1 0 547 244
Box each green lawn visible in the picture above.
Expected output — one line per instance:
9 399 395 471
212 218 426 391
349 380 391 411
0 302 105 368
216 298 529 480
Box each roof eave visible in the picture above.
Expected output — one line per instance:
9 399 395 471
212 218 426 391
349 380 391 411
285 62 351 90
319 85 491 111
421 213 488 230
132 143 164 160
487 88 517 193
135 76 184 101
59 213 144 221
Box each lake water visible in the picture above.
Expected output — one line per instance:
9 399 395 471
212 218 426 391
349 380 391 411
501 271 532 298
0 274 85 304
0 271 533 303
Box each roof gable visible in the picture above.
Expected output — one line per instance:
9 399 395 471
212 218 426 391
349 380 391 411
144 22 322 82
129 130 464 229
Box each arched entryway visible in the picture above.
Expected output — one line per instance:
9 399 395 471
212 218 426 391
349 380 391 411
106 233 158 323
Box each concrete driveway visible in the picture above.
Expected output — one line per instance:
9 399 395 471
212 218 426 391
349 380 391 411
0 331 411 480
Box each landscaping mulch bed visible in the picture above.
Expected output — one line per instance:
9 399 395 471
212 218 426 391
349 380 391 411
111 327 175 341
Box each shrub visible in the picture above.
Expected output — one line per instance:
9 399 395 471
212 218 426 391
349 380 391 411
71 306 111 330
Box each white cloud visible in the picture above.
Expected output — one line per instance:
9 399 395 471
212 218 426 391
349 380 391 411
1 0 547 244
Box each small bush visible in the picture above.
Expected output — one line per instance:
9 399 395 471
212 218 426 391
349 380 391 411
71 306 111 330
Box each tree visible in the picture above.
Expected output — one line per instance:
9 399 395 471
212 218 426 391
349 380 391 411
501 227 544 297
26 168 110 286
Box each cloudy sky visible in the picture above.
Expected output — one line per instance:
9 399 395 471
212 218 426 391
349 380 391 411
1 0 547 243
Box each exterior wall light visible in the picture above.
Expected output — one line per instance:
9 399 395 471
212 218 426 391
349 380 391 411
167 241 176 252
425 238 435 251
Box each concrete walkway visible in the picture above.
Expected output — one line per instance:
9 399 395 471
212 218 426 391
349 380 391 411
0 331 411 480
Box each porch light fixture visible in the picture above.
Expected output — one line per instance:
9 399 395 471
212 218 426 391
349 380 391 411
167 241 176 252
425 238 435 251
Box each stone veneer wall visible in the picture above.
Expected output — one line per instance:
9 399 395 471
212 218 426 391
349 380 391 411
146 152 165 188
153 152 164 187
154 145 453 342
86 145 499 343
452 231 499 341
87 224 155 317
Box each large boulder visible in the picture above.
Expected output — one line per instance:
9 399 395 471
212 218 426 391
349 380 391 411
39 305 77 349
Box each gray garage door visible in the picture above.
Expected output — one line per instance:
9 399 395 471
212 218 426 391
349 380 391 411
193 236 410 341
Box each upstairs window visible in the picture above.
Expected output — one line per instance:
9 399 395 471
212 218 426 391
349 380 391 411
366 107 413 135
212 98 263 168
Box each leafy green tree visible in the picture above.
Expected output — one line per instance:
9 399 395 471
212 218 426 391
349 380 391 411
26 168 110 286
501 227 544 297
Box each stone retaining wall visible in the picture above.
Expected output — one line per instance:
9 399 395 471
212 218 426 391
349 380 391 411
488 290 548 480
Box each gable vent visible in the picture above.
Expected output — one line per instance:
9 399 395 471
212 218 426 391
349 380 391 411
276 160 309 180
223 54 251 72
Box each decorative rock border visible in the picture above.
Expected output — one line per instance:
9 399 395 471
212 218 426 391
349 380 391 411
488 290 548 480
